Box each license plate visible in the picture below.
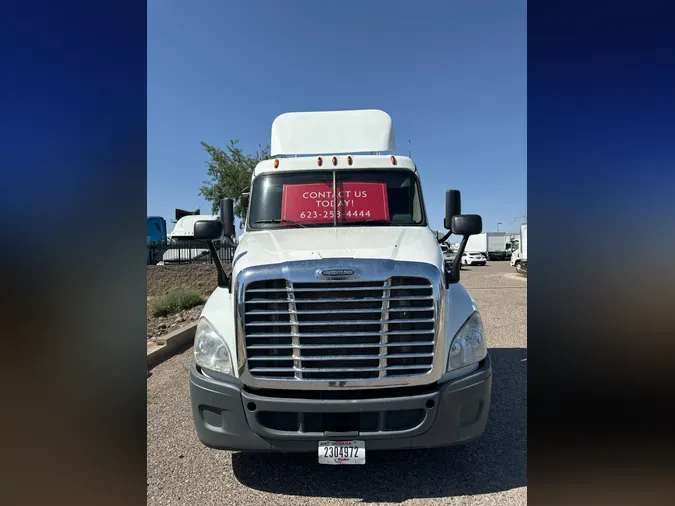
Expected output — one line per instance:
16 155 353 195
318 440 365 465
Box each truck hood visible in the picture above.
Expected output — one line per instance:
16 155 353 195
233 227 443 274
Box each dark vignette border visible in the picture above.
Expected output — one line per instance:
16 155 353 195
1 2 147 505
2 0 675 504
529 1 675 504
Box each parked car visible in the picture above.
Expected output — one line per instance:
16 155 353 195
440 242 457 265
462 252 487 266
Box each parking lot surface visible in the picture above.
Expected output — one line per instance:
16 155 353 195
147 261 527 505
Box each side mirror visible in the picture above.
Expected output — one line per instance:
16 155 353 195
194 220 224 241
451 215 482 236
220 198 236 238
444 190 461 230
445 214 483 286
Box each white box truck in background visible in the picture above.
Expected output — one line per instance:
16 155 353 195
511 224 527 274
505 233 520 259
520 224 527 272
465 232 507 260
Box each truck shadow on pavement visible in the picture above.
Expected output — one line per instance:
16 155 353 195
232 347 527 502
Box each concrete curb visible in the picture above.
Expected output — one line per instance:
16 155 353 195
147 321 197 370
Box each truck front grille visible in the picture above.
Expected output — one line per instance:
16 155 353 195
243 277 436 382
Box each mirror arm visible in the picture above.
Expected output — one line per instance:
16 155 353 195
437 230 452 244
222 234 237 249
445 234 470 286
207 241 231 291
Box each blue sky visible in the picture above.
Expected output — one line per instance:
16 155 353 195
148 0 526 237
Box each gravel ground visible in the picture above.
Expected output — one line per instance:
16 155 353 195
147 261 527 505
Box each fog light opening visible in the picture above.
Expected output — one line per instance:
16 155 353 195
426 399 435 409
247 402 257 412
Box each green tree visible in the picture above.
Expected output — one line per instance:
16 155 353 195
198 140 270 228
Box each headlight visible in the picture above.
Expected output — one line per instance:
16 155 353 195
448 311 487 370
194 318 233 375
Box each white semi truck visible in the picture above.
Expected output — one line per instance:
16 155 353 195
188 110 492 464
160 214 220 264
465 232 507 260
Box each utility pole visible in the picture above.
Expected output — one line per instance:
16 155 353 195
408 139 411 158
497 222 502 231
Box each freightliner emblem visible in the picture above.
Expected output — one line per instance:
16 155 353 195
317 268 360 280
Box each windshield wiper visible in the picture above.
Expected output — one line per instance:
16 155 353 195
253 219 306 228
340 219 396 226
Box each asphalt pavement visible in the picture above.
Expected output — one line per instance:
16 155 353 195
147 260 527 506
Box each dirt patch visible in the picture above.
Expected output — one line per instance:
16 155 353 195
147 264 232 338
147 264 226 297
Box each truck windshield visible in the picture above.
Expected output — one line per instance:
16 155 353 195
247 169 425 230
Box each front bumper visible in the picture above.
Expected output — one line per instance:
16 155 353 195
189 355 492 452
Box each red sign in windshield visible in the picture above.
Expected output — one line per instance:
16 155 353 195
281 182 390 224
